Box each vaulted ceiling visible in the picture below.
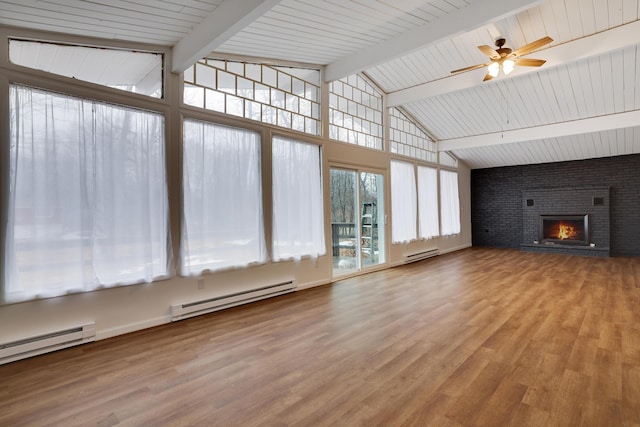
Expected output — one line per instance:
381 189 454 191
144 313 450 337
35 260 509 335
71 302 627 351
1 0 639 169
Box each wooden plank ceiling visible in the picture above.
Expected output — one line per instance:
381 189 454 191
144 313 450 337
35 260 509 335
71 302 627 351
1 0 639 169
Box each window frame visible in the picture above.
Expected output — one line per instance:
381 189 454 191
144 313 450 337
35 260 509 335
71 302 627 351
271 134 326 261
440 169 461 236
417 165 440 240
0 29 173 304
180 117 267 275
4 83 171 303
390 159 418 243
329 74 384 150
183 58 321 136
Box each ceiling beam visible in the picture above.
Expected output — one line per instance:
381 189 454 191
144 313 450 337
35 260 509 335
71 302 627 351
438 110 640 152
324 0 541 83
171 0 281 74
388 19 640 107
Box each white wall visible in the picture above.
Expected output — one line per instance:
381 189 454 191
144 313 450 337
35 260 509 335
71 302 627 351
0 25 471 345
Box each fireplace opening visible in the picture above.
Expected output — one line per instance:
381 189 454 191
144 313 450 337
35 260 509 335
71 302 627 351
539 215 589 246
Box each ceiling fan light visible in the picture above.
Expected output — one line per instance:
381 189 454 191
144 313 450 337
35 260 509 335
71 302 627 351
503 59 515 75
488 62 500 77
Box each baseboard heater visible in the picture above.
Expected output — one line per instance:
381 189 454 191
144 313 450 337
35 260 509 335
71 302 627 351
0 323 96 365
171 280 296 322
404 248 439 264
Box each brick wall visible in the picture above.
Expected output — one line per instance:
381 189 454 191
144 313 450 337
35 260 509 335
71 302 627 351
471 153 640 256
520 187 610 256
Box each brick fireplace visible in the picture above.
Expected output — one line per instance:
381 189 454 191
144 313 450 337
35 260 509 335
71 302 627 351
539 215 589 245
521 187 610 257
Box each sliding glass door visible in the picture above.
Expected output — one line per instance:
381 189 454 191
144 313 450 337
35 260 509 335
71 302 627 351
330 168 385 276
359 172 385 268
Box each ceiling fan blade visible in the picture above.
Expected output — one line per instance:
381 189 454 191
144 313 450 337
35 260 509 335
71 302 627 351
478 45 500 59
451 63 489 74
514 58 547 67
483 73 493 82
512 36 553 57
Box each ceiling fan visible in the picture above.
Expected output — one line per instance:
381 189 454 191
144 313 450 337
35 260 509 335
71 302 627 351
451 36 553 81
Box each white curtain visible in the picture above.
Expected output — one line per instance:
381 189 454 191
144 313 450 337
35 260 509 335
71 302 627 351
272 136 325 261
181 119 266 275
440 170 461 236
418 166 439 239
5 85 170 303
390 160 417 243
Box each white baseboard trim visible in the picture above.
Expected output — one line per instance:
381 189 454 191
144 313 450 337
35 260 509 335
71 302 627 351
296 279 330 291
390 243 472 267
96 315 171 341
439 243 472 254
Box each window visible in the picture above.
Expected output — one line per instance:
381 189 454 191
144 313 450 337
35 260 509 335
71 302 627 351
440 151 459 167
9 39 163 98
329 74 383 149
184 59 321 135
440 170 461 236
389 107 437 162
181 120 266 275
418 166 439 239
272 136 325 260
5 85 169 303
390 160 417 243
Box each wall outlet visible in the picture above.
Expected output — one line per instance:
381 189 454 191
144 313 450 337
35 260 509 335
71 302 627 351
197 278 205 289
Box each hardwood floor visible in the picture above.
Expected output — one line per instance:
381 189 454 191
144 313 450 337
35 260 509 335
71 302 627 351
2 247 640 426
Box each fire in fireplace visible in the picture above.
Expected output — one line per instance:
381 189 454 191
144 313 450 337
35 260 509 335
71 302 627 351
539 215 589 245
